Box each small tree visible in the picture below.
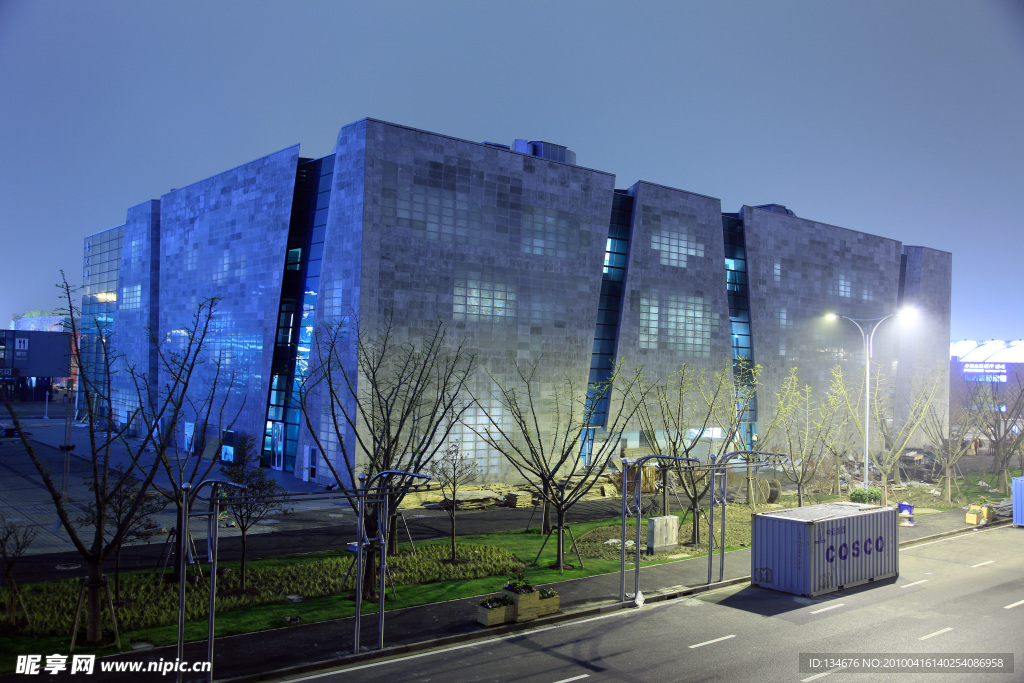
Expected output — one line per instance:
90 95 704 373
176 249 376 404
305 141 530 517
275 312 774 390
78 464 167 605
472 359 646 572
428 441 478 563
761 368 846 507
967 378 1024 494
631 362 744 544
0 519 37 625
299 316 476 599
220 433 287 591
921 401 978 503
0 275 236 643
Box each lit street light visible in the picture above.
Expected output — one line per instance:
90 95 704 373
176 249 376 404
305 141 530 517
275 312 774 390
826 308 917 491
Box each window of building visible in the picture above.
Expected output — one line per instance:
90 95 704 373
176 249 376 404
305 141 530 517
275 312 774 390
651 228 704 268
453 272 517 323
120 284 141 310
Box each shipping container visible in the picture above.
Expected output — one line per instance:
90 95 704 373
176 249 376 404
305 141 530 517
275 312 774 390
1013 477 1024 528
751 502 899 597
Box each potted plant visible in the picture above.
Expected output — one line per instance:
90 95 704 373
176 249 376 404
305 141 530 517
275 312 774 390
537 587 560 616
502 568 540 622
476 594 514 626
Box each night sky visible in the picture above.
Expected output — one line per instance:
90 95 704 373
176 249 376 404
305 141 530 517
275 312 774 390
1 0 1021 341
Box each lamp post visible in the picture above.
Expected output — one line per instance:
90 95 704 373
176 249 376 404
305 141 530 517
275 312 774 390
826 309 915 491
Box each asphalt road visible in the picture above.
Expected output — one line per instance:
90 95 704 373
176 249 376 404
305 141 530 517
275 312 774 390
292 525 1024 683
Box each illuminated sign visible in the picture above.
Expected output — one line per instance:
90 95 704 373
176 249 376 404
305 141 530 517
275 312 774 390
963 362 1007 383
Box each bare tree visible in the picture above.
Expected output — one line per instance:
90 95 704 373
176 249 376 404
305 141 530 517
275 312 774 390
471 359 646 572
0 519 37 625
921 400 979 503
0 274 233 644
428 441 478 563
631 363 745 543
220 433 287 591
298 316 477 597
966 377 1024 494
760 368 846 507
78 464 167 605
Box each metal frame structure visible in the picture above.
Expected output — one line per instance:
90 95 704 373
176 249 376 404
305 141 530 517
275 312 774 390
618 451 787 605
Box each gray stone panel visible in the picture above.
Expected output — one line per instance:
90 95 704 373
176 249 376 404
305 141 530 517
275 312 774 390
616 182 731 377
158 146 300 442
110 200 160 430
741 205 904 427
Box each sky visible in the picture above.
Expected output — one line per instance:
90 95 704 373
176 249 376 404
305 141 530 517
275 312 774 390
1 0 1021 341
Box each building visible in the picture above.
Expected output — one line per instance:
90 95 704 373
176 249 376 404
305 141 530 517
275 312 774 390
949 340 1024 443
82 118 951 485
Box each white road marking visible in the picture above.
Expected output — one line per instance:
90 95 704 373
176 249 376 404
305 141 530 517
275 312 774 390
1004 599 1024 610
552 676 589 683
810 603 844 614
285 600 678 679
802 669 843 682
919 627 953 640
900 580 928 588
689 634 735 648
971 560 994 568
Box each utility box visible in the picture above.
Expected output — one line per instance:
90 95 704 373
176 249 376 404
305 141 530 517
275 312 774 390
647 516 678 554
1013 477 1024 528
751 502 899 597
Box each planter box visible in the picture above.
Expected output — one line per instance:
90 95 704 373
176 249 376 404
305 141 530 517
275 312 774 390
476 604 514 627
503 589 540 622
966 505 996 525
537 595 560 617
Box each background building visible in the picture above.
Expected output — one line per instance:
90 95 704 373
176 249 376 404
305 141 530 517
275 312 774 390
81 118 952 485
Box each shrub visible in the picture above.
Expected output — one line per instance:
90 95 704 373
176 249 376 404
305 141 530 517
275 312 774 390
478 594 513 609
850 487 883 504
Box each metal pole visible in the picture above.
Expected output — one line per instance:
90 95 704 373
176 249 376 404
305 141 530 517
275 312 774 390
707 468 715 585
377 487 388 651
619 459 629 602
719 471 727 582
862 322 871 491
634 465 643 604
206 483 221 683
176 483 191 683
353 474 366 654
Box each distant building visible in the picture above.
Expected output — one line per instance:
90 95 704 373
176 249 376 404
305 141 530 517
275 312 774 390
949 340 1024 437
10 311 67 332
81 118 952 485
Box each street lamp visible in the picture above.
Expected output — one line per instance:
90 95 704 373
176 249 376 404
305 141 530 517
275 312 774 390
826 308 917 491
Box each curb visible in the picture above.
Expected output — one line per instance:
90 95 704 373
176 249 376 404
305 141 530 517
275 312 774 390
224 517 1014 682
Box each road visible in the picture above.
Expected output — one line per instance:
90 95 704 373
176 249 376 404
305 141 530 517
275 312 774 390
285 526 1024 683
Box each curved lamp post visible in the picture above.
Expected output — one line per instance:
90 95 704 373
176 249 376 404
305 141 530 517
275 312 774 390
826 308 916 491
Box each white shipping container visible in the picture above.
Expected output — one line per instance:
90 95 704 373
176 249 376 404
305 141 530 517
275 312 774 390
1013 477 1024 528
751 502 899 597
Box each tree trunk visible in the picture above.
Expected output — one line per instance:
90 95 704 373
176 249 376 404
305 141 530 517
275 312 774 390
449 511 456 563
690 501 701 546
114 546 122 606
240 532 248 591
660 467 669 516
797 483 804 507
387 512 399 555
5 569 14 624
554 509 567 572
85 561 103 643
944 464 952 503
541 500 552 535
